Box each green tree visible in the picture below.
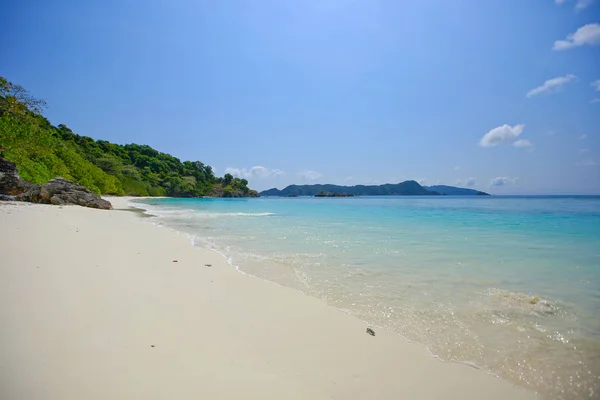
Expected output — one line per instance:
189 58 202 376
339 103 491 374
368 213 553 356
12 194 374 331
223 173 233 186
0 76 47 118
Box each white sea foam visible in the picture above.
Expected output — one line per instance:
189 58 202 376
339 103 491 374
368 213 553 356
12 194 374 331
129 203 274 219
193 212 275 218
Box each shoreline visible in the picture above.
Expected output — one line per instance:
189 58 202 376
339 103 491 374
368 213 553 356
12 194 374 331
0 199 537 399
124 197 485 370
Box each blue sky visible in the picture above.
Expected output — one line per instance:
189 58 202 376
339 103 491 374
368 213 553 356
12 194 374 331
1 0 599 194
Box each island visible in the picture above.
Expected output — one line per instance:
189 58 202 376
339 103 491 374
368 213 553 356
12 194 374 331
425 185 489 196
314 191 354 197
260 182 489 197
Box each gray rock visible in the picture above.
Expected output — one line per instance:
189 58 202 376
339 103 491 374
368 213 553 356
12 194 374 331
0 157 35 195
17 178 112 209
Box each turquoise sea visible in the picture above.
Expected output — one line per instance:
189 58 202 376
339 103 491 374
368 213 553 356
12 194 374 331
133 196 600 399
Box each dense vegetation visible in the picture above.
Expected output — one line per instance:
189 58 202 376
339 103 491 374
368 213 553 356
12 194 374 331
0 77 257 197
261 181 441 196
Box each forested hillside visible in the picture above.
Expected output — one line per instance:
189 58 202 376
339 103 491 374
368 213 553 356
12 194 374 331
260 181 439 196
0 77 257 197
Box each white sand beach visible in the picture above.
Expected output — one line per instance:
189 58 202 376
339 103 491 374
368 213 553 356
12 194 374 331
0 198 537 400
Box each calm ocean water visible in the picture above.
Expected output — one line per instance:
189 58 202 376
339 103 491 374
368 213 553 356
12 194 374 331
133 196 600 399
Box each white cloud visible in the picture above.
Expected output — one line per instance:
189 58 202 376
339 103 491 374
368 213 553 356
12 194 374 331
298 170 322 181
591 80 600 91
225 165 285 179
479 124 525 147
490 177 518 187
555 0 596 9
513 139 533 148
490 177 519 187
592 98 600 103
553 23 600 50
580 134 588 140
491 177 509 187
344 176 353 181
224 167 242 176
466 178 476 187
576 0 595 9
580 148 590 153
418 178 427 185
576 159 599 167
453 165 461 171
526 74 576 97
455 180 463 186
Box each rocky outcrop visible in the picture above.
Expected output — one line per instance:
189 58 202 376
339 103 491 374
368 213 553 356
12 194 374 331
0 158 112 209
0 157 34 195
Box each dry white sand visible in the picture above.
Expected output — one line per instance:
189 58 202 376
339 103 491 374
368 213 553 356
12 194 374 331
0 198 537 399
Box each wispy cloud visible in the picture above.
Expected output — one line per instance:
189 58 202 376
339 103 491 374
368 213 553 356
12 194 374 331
576 0 595 9
558 0 597 9
490 177 509 187
479 124 525 147
298 170 322 181
466 178 476 187
592 80 600 91
553 23 600 50
513 139 533 148
526 74 576 97
225 166 285 179
580 148 590 153
576 159 599 167
453 165 461 171
592 98 600 103
580 134 588 140
490 177 517 187
418 178 427 185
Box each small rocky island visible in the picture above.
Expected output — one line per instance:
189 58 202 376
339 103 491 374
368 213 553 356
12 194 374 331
314 191 354 197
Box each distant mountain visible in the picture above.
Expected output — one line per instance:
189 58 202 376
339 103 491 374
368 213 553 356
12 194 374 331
425 185 490 196
260 181 439 197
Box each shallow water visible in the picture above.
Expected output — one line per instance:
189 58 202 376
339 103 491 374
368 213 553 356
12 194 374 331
134 196 600 399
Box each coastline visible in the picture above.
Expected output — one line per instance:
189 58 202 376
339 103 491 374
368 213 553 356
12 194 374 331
0 198 536 399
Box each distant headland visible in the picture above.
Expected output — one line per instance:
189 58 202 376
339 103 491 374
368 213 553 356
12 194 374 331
260 182 489 197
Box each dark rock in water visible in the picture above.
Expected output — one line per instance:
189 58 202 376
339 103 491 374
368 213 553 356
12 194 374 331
0 158 112 209
314 191 354 197
366 328 375 336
